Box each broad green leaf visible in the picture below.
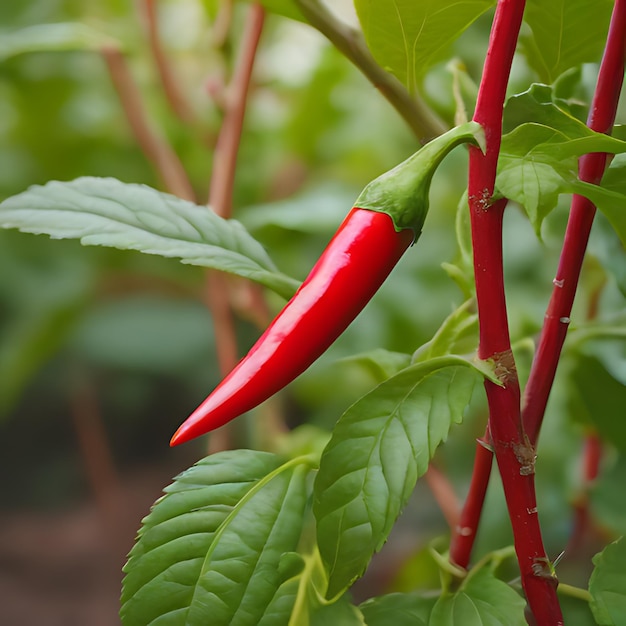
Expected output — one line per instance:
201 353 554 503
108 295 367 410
121 450 313 626
566 354 626 452
338 349 412 383
0 22 117 61
309 596 366 626
589 537 626 625
497 121 626 236
430 566 526 626
285 548 365 626
0 293 87 414
0 178 300 300
360 592 436 626
313 356 479 598
520 0 613 83
588 214 626 297
412 299 478 362
502 83 593 136
591 455 626 536
353 0 495 93
255 0 305 22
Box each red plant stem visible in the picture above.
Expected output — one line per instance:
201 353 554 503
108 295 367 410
449 430 493 567
466 1 564 622
143 0 196 124
450 0 626 578
101 46 196 202
208 3 265 218
523 0 626 445
425 464 461 532
568 432 604 551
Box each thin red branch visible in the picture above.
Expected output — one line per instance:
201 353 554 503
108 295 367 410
449 430 492 568
425 464 461 532
101 46 196 202
467 0 563 622
522 0 626 445
208 3 265 217
142 0 196 124
69 375 122 539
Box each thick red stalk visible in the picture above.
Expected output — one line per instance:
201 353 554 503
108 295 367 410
450 0 626 577
523 0 626 445
467 1 563 622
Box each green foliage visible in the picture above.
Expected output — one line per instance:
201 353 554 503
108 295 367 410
0 22 117 61
121 450 314 626
429 566 527 625
0 177 300 299
353 0 496 93
589 537 626 625
314 357 479 598
520 0 614 82
1 0 625 624
360 592 436 625
566 353 626 452
498 85 626 238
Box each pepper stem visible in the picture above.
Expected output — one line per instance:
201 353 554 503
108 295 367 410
355 121 485 233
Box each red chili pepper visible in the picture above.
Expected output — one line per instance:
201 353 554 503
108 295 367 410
170 122 484 446
170 208 413 445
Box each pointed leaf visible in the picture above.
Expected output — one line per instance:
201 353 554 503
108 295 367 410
589 537 626 625
430 566 526 626
497 120 626 235
360 592 436 626
314 356 479 598
0 178 300 299
566 354 626 452
353 0 495 92
412 299 478 362
0 22 117 61
520 0 614 83
338 349 412 383
121 450 313 626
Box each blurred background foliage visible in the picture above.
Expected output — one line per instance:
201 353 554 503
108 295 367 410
0 0 624 624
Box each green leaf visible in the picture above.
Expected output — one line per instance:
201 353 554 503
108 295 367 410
589 537 626 625
360 592 436 626
309 596 366 626
338 349 412 383
255 0 305 22
430 566 526 625
412 299 478 362
0 22 117 61
520 0 613 83
591 455 626 536
566 354 626 452
497 120 626 236
0 293 87 414
353 0 495 93
0 178 300 300
120 450 313 626
502 83 593 136
313 356 479 598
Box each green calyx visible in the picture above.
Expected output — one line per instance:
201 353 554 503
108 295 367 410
355 121 485 233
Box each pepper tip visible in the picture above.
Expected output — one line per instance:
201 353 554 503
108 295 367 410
169 425 187 447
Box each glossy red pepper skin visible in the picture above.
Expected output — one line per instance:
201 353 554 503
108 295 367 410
170 208 414 446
